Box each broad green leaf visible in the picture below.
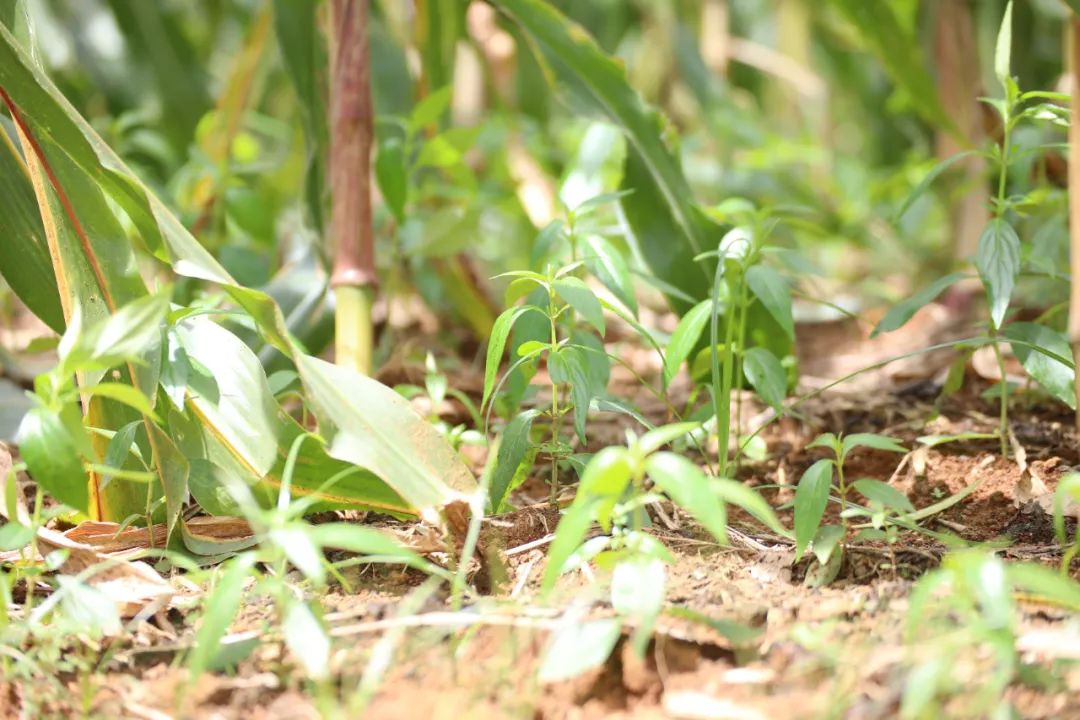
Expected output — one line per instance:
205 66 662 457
484 305 541 408
994 2 1014 91
871 273 968 337
54 575 121 637
852 479 915 513
0 128 63 331
82 291 170 372
1003 322 1076 409
538 618 622 683
742 347 786 411
975 219 1020 329
295 354 475 517
663 299 710 387
553 277 605 336
646 452 729 544
0 22 234 286
841 433 907 457
830 0 955 131
174 319 414 518
745 265 793 340
794 459 834 561
0 521 32 552
610 557 666 621
83 383 159 423
16 406 88 511
187 553 258 680
175 317 282 479
489 0 714 312
489 409 540 513
582 235 637 315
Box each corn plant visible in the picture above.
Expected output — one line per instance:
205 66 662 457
0 17 475 547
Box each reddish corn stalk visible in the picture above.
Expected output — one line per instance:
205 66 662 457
329 0 376 374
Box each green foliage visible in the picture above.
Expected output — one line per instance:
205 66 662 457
902 551 1080 718
793 432 907 572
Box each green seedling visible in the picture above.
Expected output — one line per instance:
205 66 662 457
793 432 907 581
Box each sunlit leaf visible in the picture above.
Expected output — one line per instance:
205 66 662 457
646 452 728 544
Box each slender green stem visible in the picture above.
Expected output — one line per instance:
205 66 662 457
990 114 1013 457
836 458 848 539
24 484 43 616
548 290 562 506
991 334 1010 456
733 270 751 476
718 273 739 479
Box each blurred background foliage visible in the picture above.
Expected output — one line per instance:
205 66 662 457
1 0 1072 359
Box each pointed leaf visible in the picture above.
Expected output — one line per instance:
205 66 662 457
582 235 637 315
646 452 729 544
553 277 605 336
663 299 711 387
295 354 475 518
794 459 834 561
745 265 793 340
489 409 540 513
852 479 915 513
1003 322 1076 409
975 219 1020 329
872 273 968 337
742 347 787 411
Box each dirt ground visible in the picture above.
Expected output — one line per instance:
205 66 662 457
3 302 1080 719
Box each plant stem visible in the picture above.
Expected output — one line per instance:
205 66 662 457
991 334 1009 456
717 273 739 479
836 459 848 539
548 290 561 506
733 270 750 476
1067 18 1080 433
329 0 377 374
24 484 43 616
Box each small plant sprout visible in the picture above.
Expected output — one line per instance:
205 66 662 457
793 433 907 581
